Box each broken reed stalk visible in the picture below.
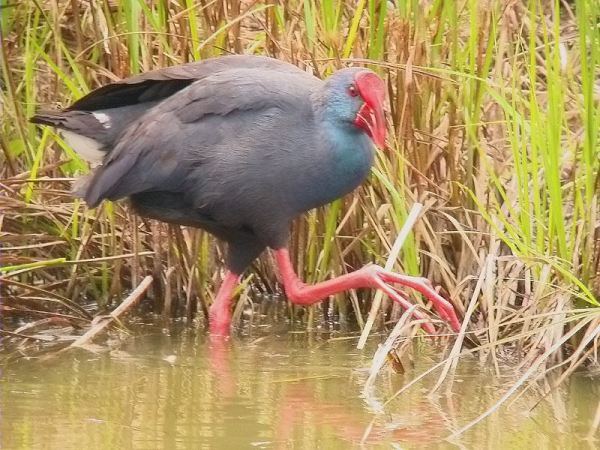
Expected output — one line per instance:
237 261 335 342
357 202 424 350
362 304 417 413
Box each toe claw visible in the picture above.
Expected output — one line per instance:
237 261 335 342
376 270 462 333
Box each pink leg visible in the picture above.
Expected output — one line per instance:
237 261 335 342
209 271 240 335
274 249 461 333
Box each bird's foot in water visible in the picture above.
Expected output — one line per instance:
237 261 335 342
209 305 232 336
208 271 240 336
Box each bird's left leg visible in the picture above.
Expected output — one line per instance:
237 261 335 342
274 248 461 333
209 271 241 335
209 239 265 335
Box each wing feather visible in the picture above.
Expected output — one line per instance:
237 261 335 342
83 68 319 208
69 55 310 111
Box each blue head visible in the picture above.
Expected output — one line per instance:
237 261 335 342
317 67 386 148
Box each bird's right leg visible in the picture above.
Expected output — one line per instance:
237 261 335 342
209 271 241 335
273 248 460 333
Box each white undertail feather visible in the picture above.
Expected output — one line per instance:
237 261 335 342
61 130 105 164
93 112 111 128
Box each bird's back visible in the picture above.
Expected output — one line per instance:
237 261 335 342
30 55 313 161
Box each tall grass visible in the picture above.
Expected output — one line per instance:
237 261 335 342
1 0 599 380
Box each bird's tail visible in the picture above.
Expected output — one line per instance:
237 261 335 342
30 109 109 164
30 110 70 127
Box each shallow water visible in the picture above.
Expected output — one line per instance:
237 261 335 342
2 328 599 449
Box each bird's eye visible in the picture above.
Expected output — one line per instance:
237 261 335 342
348 85 358 97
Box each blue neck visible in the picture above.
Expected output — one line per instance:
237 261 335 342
328 120 374 183
301 119 375 210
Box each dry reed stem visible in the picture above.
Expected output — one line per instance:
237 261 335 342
357 202 424 349
70 275 153 348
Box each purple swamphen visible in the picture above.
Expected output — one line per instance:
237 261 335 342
31 55 461 335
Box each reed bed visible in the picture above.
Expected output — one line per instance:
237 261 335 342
1 0 599 394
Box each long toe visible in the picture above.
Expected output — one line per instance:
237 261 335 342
377 270 461 332
372 277 436 334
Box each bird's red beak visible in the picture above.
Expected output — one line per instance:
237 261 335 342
354 71 386 149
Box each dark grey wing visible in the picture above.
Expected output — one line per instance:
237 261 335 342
83 68 320 208
31 55 309 156
68 55 309 111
